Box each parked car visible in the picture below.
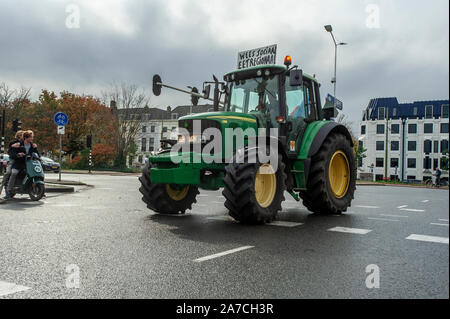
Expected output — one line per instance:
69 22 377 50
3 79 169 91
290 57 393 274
1 154 9 173
41 156 60 173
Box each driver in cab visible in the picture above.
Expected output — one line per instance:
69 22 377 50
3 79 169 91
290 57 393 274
4 130 40 199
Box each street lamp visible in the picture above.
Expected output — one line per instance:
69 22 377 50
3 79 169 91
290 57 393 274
324 25 347 108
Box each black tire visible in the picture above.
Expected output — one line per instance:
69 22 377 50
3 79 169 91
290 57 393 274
222 152 286 224
299 132 356 215
29 183 45 201
138 163 199 214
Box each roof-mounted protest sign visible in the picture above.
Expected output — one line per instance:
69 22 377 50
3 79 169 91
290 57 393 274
237 44 277 69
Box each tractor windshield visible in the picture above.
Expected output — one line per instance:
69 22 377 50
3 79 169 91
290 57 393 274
228 76 279 118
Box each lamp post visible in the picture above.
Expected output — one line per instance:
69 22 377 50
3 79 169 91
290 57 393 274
324 25 347 108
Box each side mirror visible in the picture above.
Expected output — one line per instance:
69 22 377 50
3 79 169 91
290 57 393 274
191 87 199 106
289 69 303 86
152 74 162 96
203 84 211 99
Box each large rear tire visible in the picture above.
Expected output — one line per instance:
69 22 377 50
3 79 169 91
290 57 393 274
222 153 286 224
139 163 199 214
299 132 356 214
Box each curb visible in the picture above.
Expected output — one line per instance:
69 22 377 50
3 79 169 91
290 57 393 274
45 184 75 193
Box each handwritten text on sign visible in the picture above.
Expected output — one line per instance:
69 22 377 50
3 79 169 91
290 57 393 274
237 44 277 69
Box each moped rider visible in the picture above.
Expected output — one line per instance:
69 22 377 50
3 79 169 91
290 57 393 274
2 130 24 198
4 131 40 199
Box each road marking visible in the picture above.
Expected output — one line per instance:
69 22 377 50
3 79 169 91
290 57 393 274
421 200 429 203
355 205 379 209
198 194 209 197
380 214 409 218
49 204 79 207
400 208 425 212
0 281 31 297
97 187 113 190
194 246 254 262
368 217 400 222
430 223 449 227
328 226 372 235
211 201 223 204
397 205 408 209
439 219 449 222
406 234 449 244
267 221 304 227
216 196 225 199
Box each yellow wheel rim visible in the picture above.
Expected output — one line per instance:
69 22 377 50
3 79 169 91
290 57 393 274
166 184 189 201
254 164 277 208
328 150 350 199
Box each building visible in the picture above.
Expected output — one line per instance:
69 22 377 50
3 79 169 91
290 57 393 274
128 104 213 167
358 97 449 182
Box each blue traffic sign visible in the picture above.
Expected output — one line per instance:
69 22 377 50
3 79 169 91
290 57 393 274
54 112 69 126
325 94 343 110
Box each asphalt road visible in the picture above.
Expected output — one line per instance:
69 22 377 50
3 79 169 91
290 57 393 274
0 173 448 299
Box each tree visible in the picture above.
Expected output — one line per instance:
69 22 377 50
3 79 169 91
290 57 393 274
102 83 150 168
442 150 449 171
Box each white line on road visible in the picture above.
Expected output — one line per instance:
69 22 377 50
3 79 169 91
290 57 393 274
267 221 304 227
430 223 449 227
194 246 254 262
439 219 449 222
328 226 372 235
0 281 31 297
368 217 400 222
380 214 409 218
406 234 449 244
400 208 425 212
194 204 207 207
355 205 379 209
211 201 224 204
421 200 429 203
397 205 408 209
198 194 209 197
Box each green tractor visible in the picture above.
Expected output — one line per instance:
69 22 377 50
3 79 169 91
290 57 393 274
139 56 356 224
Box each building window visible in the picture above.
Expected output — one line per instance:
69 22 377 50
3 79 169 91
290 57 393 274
425 105 433 119
378 107 385 120
408 123 417 134
149 137 154 145
441 123 449 133
375 174 384 181
407 141 416 151
171 113 178 119
407 175 416 180
391 124 399 134
407 158 416 168
142 126 147 133
376 124 385 134
393 108 397 117
413 107 418 116
391 141 399 151
376 141 384 151
423 156 432 170
150 126 155 132
433 158 439 170
172 127 177 131
440 158 448 170
141 138 147 152
424 123 433 134
441 140 449 154
442 104 449 118
390 158 399 168
424 140 432 154
138 155 143 163
162 127 168 133
149 146 154 152
434 140 439 153
361 125 366 135
376 158 384 168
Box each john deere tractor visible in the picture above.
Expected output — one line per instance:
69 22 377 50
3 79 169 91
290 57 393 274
139 56 356 224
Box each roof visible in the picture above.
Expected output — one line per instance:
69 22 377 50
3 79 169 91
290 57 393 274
362 97 449 120
116 104 213 120
224 64 317 83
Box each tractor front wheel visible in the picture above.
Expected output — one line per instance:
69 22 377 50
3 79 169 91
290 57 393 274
223 154 286 224
139 163 199 214
299 132 356 214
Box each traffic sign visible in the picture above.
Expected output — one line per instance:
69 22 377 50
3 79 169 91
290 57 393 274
325 94 343 110
54 112 69 126
57 126 65 135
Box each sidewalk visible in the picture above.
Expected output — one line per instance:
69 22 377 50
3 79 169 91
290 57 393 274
356 181 449 189
60 170 140 176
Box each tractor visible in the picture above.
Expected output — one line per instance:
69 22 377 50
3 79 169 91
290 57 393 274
139 55 356 224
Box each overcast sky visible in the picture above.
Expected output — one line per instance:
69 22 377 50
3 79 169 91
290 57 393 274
0 0 448 130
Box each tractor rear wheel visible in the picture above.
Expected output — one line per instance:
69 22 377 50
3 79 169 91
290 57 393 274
299 132 356 215
139 163 199 214
222 154 286 224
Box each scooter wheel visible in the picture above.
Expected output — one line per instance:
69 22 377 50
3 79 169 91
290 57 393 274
29 184 45 201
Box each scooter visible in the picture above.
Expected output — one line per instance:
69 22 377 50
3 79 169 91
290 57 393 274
0 153 45 201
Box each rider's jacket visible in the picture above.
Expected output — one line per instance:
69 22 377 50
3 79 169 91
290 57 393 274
9 141 39 170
